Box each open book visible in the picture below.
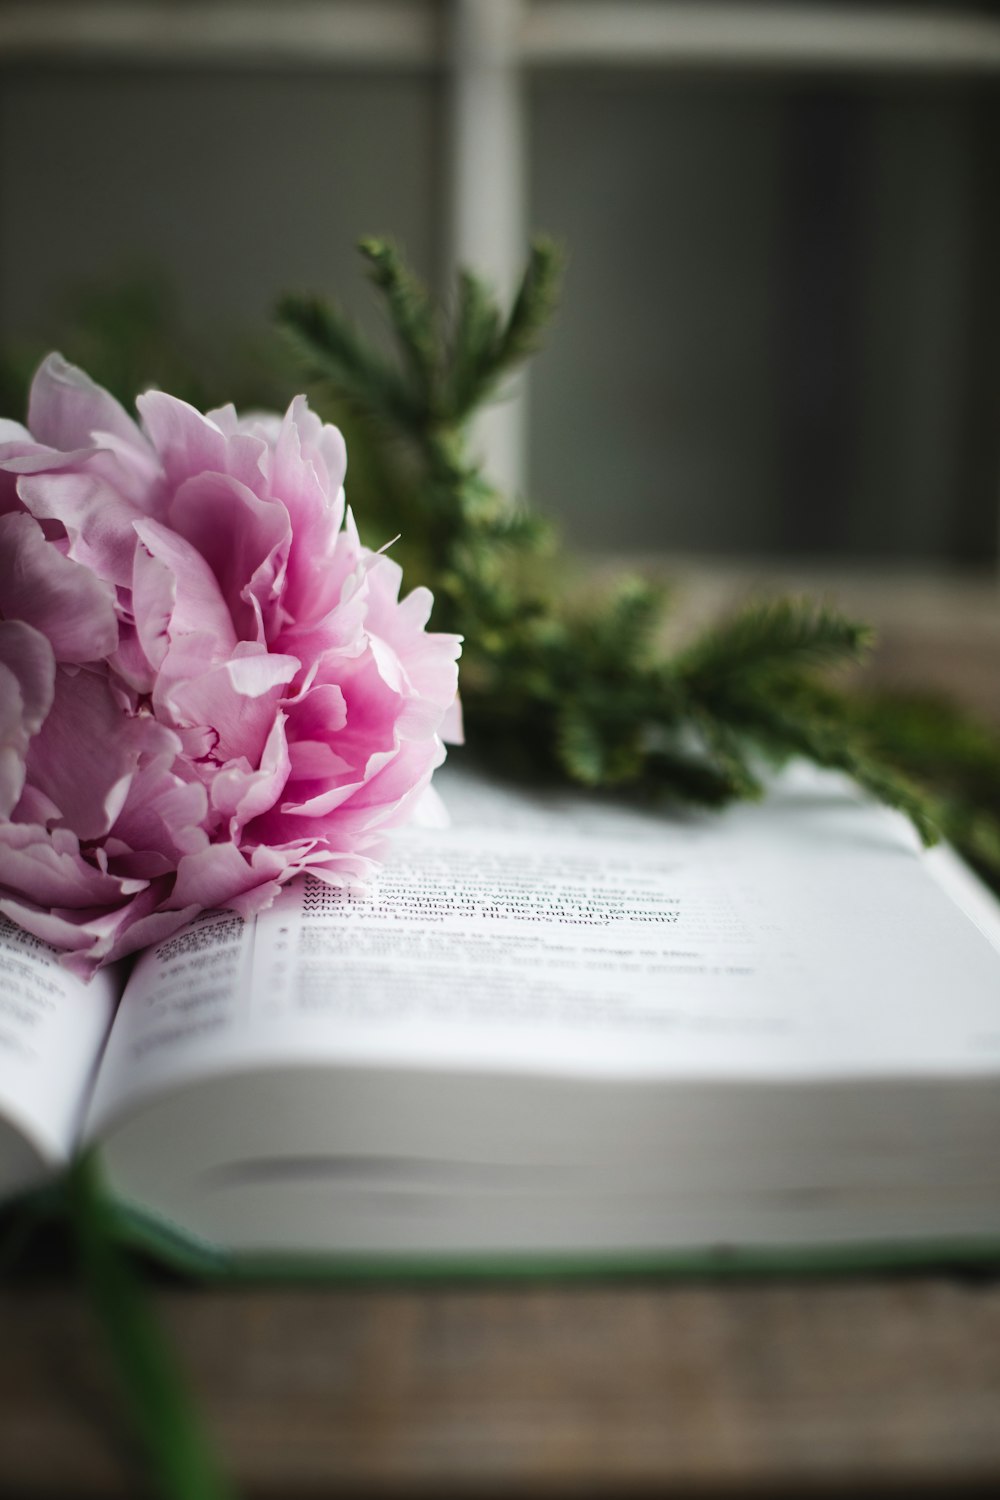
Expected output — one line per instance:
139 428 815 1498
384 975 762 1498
2 762 1000 1273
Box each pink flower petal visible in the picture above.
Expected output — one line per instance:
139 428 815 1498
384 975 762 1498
138 389 267 496
10 784 62 827
264 397 346 622
0 885 201 978
0 819 147 908
333 736 447 828
168 840 277 911
286 740 352 782
111 758 211 865
0 512 119 661
133 515 238 677
158 647 300 765
209 713 291 830
0 619 55 739
167 471 289 643
0 621 56 819
99 901 203 970
18 470 147 588
28 353 146 453
25 666 175 842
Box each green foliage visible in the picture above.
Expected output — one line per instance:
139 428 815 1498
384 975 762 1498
277 237 1000 879
279 288 425 433
677 599 873 697
447 238 562 416
283 237 561 434
833 690 1000 883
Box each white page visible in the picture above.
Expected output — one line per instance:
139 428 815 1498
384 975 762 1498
0 915 117 1170
84 762 1000 1141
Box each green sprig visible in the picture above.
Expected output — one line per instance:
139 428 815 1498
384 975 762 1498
677 598 873 696
278 238 1000 879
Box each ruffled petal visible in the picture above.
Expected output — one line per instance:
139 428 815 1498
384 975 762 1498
0 619 55 740
157 646 300 765
24 666 175 842
209 712 291 832
28 353 147 454
0 819 147 909
110 757 211 866
167 471 289 644
18 470 148 588
138 389 267 496
0 512 119 661
168 840 280 913
0 621 56 818
132 516 238 681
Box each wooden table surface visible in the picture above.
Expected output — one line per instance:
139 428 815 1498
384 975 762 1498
3 1273 1000 1497
1 565 998 1499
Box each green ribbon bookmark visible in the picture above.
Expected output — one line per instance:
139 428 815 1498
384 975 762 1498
67 1155 235 1500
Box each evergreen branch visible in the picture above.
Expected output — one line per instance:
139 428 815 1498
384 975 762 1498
573 574 666 672
832 689 1000 887
729 698 941 846
941 806 1000 877
689 714 767 802
496 237 563 377
445 238 563 419
638 748 752 808
447 269 504 418
848 690 1000 803
276 239 1000 859
678 598 872 697
358 238 439 395
277 291 425 431
556 705 614 786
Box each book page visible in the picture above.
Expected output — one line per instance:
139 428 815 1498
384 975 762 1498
0 915 117 1171
84 763 1000 1140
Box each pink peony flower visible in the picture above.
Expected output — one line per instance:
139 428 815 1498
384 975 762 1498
0 354 461 975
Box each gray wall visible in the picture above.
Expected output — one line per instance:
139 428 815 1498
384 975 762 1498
0 65 442 342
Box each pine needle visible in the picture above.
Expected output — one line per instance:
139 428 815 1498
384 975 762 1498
358 238 439 395
277 291 425 431
678 598 873 696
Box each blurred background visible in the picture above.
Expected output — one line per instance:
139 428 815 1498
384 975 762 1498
0 0 997 575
